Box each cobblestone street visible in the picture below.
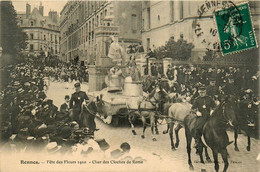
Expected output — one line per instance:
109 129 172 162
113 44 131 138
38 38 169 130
47 82 260 172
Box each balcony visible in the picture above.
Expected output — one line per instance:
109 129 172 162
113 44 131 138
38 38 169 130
95 26 119 36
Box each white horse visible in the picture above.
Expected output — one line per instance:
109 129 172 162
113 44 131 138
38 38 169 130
126 88 162 141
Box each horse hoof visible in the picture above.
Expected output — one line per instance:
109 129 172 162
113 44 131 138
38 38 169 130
189 165 194 170
234 147 239 152
206 158 212 163
152 138 157 141
171 147 176 151
247 146 250 151
162 131 168 134
200 160 205 164
132 130 137 135
141 135 145 139
156 131 159 135
175 143 179 148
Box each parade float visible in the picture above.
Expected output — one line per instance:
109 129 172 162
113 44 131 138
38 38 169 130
87 35 147 126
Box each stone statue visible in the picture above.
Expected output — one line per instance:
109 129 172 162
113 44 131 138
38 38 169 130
108 36 124 66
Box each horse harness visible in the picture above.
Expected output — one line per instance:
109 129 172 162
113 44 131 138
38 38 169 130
81 102 97 117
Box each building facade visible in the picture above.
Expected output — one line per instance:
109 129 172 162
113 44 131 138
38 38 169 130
17 3 60 56
141 1 260 61
60 1 142 64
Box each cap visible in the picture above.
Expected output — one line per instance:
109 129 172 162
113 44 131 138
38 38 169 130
18 88 24 94
198 86 206 91
209 77 216 81
245 89 253 94
74 82 81 88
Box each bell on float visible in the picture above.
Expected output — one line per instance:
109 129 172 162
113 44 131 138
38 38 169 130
105 67 124 92
123 76 143 97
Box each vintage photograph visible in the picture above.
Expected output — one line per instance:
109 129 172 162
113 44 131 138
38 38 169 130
0 0 259 172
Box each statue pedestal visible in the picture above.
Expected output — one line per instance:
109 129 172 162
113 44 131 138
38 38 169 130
88 65 111 92
88 57 119 92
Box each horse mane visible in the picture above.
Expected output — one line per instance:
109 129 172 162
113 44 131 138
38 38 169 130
148 88 156 99
88 101 96 109
211 101 225 117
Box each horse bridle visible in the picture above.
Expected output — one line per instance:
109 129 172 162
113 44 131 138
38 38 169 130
84 102 97 116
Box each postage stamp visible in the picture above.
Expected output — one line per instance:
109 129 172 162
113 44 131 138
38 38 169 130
214 2 258 55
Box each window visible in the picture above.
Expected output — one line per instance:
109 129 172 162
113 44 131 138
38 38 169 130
105 9 107 16
100 13 103 25
30 21 34 26
55 45 57 54
30 33 34 40
131 14 137 33
30 44 34 51
147 8 151 29
170 1 174 22
146 38 150 52
51 34 53 41
55 35 57 43
44 35 46 40
158 15 160 21
180 1 183 20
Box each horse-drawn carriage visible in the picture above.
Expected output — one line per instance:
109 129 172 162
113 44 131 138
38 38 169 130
87 69 144 126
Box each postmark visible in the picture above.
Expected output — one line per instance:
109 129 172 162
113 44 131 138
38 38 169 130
214 2 258 55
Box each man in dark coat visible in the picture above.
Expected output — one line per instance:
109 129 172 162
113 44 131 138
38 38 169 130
222 75 240 98
69 82 89 124
191 86 215 148
206 77 220 104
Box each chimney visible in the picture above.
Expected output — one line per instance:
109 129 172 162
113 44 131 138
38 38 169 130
49 11 58 23
26 3 31 18
39 2 44 16
52 11 58 23
49 10 53 19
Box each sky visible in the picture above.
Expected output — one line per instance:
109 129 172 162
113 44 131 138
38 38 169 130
12 0 68 15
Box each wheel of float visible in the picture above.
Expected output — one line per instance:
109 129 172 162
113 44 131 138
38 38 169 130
111 116 119 126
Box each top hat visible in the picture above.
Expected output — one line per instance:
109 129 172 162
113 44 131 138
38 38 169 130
120 142 131 152
95 138 110 151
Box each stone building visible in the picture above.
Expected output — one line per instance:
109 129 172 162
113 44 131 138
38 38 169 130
141 1 260 61
59 1 142 64
17 3 60 56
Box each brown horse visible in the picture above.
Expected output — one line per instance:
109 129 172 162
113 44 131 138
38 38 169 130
80 99 100 133
126 87 163 141
185 97 238 172
234 98 258 152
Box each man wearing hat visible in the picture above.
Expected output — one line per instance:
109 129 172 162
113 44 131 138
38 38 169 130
222 75 239 98
69 82 89 124
206 77 220 102
191 85 215 148
60 95 70 114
